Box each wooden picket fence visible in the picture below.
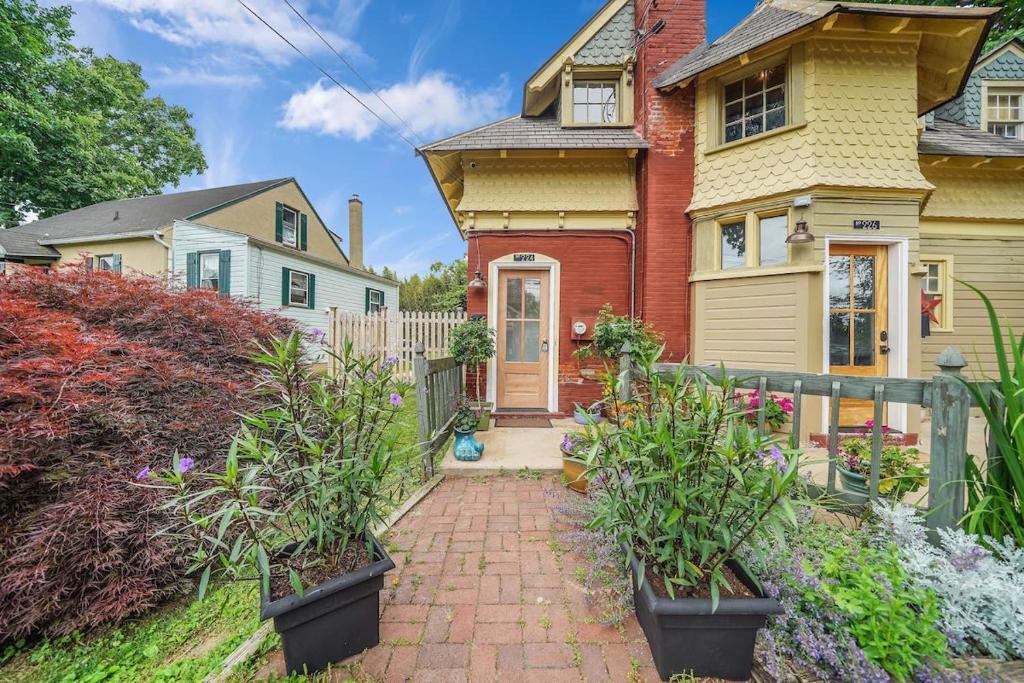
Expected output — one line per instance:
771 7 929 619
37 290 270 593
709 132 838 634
326 308 466 380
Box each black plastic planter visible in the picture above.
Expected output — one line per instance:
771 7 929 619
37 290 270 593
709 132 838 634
260 535 395 675
629 553 782 681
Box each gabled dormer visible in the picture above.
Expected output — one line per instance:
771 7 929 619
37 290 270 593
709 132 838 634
522 0 636 127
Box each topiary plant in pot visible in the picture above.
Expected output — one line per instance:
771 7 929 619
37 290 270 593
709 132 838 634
448 318 497 431
148 334 410 675
588 360 799 681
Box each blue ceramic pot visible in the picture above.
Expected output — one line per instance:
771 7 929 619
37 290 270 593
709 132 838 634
453 430 484 461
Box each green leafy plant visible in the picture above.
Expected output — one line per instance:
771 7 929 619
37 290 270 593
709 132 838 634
588 360 799 609
572 304 664 364
448 318 497 404
737 390 794 431
838 437 928 498
150 333 412 600
452 395 480 433
958 282 1024 546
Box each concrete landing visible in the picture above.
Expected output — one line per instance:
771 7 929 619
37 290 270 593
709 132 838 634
441 417 579 476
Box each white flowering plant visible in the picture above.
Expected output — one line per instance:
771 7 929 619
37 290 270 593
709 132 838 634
148 333 412 600
870 502 1024 660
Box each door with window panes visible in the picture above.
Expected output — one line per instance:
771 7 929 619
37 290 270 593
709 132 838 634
828 245 888 426
496 270 550 409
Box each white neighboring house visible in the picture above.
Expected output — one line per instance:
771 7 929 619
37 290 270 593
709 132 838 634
169 219 398 341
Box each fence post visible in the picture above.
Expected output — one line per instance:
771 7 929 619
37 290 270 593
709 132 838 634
414 341 433 480
618 341 633 404
327 306 338 377
928 346 970 535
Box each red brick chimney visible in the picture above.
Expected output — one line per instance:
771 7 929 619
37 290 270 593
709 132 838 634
634 0 706 361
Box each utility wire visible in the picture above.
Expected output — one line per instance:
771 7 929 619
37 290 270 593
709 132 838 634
279 0 427 147
236 0 420 151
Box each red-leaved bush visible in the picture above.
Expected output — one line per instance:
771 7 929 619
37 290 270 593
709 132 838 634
0 267 295 640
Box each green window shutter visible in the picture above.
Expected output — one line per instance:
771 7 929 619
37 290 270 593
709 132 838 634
281 267 291 306
186 252 199 288
307 273 315 309
218 250 231 296
113 254 122 273
365 287 370 313
300 213 308 251
275 202 284 243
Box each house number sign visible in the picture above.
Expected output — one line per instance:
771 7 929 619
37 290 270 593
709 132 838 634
853 219 881 230
513 253 536 262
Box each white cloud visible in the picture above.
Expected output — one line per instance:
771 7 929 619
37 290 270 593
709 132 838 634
151 65 261 88
86 0 365 64
279 72 510 142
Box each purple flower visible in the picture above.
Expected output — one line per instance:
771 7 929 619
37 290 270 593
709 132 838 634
367 371 377 382
135 466 151 480
310 327 324 339
176 457 194 474
763 446 787 473
390 393 403 407
381 355 399 369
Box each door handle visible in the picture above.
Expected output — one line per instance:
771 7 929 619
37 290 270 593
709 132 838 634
541 340 549 353
879 330 889 355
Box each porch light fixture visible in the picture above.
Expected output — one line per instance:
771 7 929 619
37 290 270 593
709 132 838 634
469 269 486 289
786 219 815 244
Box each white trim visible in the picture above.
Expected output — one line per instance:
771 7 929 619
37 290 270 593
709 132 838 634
821 235 910 433
486 254 560 413
37 229 160 245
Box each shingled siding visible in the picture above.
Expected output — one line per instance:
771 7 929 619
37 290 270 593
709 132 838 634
575 0 634 65
936 46 1024 128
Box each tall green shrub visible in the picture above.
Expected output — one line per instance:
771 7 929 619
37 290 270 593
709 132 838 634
572 304 663 365
448 318 496 404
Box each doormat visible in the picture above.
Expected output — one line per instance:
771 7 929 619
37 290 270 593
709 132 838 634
494 416 552 428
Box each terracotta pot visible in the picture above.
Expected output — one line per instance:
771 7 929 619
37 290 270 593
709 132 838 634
560 446 587 493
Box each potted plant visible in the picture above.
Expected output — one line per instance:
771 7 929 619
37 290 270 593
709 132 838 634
449 318 497 431
560 432 592 493
589 363 797 681
573 401 604 425
148 334 408 675
738 390 794 434
837 435 928 499
452 395 484 461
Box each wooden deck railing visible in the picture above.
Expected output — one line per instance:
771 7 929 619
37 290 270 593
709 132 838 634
619 343 988 532
413 342 463 480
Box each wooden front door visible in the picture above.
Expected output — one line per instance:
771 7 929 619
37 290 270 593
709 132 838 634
496 270 550 409
828 245 889 426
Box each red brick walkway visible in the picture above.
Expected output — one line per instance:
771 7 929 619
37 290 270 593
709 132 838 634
259 475 663 682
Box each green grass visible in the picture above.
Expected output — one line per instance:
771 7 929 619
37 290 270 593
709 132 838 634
0 397 433 683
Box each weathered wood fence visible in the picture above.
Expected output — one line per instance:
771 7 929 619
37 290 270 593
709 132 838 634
620 342 991 532
327 308 465 379
413 343 463 479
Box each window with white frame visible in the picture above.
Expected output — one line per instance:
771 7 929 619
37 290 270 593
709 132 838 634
720 220 746 270
289 270 309 307
758 214 789 266
987 91 1023 140
572 81 618 124
366 288 385 313
723 63 787 144
281 205 298 247
921 258 952 330
198 252 219 291
97 254 119 273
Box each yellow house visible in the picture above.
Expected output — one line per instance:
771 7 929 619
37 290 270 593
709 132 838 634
652 0 1024 437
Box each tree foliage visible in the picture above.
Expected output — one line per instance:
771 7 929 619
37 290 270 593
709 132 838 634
398 259 467 311
0 0 207 227
855 0 1022 49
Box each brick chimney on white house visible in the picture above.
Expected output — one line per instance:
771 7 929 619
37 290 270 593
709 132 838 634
348 194 363 269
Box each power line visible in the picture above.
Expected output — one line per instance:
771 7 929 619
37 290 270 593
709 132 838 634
279 0 427 147
235 0 420 151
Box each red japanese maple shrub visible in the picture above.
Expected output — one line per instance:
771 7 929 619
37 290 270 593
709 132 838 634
0 267 295 640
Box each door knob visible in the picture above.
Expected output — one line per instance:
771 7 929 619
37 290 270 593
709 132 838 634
541 340 549 353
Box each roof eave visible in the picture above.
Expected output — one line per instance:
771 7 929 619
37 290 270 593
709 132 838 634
36 229 162 245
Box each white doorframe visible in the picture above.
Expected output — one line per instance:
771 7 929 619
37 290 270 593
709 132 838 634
821 235 910 432
486 255 560 413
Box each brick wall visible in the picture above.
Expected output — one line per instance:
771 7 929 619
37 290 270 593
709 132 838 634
634 0 705 361
466 231 632 414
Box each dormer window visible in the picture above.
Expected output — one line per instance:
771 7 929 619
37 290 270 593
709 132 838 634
987 91 1022 140
723 63 787 144
573 81 618 124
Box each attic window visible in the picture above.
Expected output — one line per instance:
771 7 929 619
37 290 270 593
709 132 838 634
573 81 618 124
723 64 787 144
281 206 298 247
987 92 1022 140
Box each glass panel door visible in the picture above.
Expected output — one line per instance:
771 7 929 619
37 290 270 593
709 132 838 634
504 276 543 363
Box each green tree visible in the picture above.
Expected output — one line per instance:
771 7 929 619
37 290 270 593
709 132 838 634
855 0 1021 49
0 0 207 226
398 258 467 311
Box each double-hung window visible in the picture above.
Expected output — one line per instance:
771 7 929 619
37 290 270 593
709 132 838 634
289 270 309 307
97 254 121 273
723 63 787 144
987 91 1023 140
573 81 618 124
199 252 220 291
281 206 298 247
921 257 952 330
366 288 385 313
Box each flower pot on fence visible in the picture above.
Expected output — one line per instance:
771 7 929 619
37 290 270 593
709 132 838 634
453 429 484 461
560 448 588 494
629 552 782 681
837 467 870 497
260 535 395 676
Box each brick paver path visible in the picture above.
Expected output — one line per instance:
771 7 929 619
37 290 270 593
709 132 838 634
260 474 665 682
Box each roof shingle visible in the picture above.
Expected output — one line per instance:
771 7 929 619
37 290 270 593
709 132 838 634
418 114 648 152
920 119 1024 158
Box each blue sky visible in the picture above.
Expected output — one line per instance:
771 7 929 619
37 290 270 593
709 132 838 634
65 0 756 276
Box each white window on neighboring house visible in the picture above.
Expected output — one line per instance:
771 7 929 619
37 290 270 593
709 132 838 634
289 270 309 307
281 205 298 247
723 63 787 144
366 287 385 313
987 92 1023 140
199 251 220 291
572 81 619 124
97 254 121 273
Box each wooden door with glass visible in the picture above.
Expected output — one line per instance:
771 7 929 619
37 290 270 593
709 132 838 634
496 270 550 410
828 245 889 426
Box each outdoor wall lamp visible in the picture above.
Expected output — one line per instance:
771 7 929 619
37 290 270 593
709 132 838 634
786 219 815 244
469 269 487 289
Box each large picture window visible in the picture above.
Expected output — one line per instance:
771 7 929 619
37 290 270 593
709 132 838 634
573 81 618 124
987 91 1023 140
723 63 787 144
